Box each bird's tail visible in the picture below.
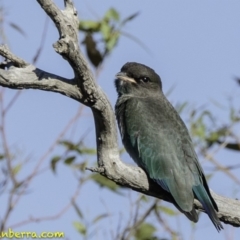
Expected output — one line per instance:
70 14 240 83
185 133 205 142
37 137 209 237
173 202 199 223
184 208 199 223
193 185 223 231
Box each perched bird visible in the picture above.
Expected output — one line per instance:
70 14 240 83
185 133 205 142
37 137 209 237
114 62 223 231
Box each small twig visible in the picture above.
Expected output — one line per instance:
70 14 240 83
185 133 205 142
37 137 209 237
0 45 28 67
85 166 105 174
32 16 49 64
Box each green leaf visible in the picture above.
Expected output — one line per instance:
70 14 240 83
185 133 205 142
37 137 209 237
75 161 88 172
90 173 119 192
59 140 78 151
0 154 5 160
207 131 220 142
72 201 84 219
73 221 87 236
100 22 111 40
79 148 96 155
121 12 139 26
158 206 178 216
93 213 109 223
59 140 96 156
79 20 101 32
191 122 206 139
190 112 207 140
106 32 119 52
134 223 156 240
13 164 22 175
140 195 150 202
64 156 76 165
104 8 120 21
9 22 26 36
50 156 61 173
230 107 240 122
83 33 103 67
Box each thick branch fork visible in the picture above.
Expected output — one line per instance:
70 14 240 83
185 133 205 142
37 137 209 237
0 0 238 227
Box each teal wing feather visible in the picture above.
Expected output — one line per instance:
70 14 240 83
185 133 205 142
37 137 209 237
193 185 222 231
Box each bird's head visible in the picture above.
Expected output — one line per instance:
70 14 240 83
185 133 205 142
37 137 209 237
115 62 162 97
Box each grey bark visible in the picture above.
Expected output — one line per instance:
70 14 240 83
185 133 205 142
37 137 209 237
0 0 239 227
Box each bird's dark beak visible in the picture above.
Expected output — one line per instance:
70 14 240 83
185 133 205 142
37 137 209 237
115 72 136 83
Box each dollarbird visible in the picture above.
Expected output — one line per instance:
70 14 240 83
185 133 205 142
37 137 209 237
114 62 223 231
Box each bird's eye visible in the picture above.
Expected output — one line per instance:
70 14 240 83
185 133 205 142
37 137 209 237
139 77 150 83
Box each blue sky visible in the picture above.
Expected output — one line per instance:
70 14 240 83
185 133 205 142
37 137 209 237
1 0 240 239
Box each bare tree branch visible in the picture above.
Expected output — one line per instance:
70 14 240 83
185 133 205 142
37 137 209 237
0 47 81 101
0 0 239 228
0 45 28 67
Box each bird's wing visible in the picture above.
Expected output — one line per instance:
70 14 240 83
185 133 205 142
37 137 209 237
136 124 197 212
123 97 203 212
